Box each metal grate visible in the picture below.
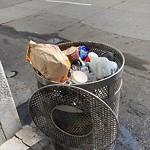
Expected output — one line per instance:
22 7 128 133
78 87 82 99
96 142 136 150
34 41 124 117
93 86 109 99
29 85 118 150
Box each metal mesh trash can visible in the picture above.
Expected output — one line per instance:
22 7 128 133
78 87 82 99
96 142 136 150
29 85 119 150
31 41 124 150
34 41 125 117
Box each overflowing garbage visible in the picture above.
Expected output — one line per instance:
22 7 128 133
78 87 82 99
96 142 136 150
26 41 118 84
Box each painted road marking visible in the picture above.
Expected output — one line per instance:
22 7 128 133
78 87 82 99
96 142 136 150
46 0 92 6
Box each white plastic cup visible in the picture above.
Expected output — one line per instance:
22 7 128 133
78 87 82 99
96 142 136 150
71 71 88 84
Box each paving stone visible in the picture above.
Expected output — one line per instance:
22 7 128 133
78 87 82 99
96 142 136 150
0 124 50 150
0 136 28 150
15 125 45 147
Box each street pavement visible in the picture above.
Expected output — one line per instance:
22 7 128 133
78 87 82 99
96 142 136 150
0 0 150 149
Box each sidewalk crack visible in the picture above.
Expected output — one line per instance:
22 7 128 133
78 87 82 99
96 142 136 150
124 69 150 81
108 0 126 9
0 122 7 141
15 135 33 150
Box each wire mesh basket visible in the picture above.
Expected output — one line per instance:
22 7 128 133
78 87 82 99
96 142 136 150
29 84 119 150
34 41 125 116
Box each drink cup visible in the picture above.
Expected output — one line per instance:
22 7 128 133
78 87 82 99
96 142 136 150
71 71 88 84
65 46 80 62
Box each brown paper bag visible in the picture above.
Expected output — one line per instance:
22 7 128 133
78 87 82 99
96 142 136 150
26 40 70 82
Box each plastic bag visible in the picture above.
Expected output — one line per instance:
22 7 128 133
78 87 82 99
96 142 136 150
89 57 117 79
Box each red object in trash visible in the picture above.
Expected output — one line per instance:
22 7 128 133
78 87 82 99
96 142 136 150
85 56 90 62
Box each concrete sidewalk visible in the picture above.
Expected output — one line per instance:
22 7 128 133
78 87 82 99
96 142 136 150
0 0 149 150
1 0 150 41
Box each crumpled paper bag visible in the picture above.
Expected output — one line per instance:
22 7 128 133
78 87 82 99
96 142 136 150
26 40 70 82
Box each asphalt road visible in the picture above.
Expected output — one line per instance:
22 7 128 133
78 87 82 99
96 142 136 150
0 0 150 150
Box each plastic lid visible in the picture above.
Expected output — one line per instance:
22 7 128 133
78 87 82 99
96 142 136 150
65 46 77 55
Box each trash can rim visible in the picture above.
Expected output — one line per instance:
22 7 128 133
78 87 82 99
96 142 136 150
34 41 125 85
